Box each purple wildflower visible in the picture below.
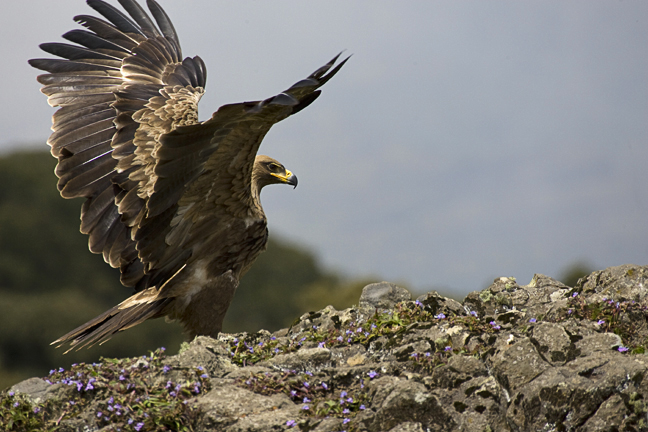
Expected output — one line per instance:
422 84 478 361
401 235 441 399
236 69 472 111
13 402 19 408
343 418 351 424
303 381 310 388
163 365 171 374
360 404 366 410
347 397 353 403
368 370 378 379
572 292 578 297
302 405 310 410
470 311 478 317
286 419 296 427
597 319 605 325
303 397 311 403
619 346 629 352
8 391 14 397
321 382 328 390
290 390 297 397
435 313 446 319
134 422 144 431
340 391 348 397
97 412 102 418
343 408 350 414
85 379 95 391
201 373 209 379
444 346 452 352
529 318 537 323
318 341 326 348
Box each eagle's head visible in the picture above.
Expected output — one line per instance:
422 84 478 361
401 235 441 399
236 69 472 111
252 155 298 191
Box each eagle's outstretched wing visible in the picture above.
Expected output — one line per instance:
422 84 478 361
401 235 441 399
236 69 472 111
30 0 349 301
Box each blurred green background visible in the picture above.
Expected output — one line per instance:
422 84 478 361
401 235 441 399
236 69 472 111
0 150 591 391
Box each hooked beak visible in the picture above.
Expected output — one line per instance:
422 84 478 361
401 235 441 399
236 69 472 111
285 170 298 189
271 169 298 189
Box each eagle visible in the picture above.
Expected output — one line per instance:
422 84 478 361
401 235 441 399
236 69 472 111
29 0 348 352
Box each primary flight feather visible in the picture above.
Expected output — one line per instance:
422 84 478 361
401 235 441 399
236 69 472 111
29 0 348 352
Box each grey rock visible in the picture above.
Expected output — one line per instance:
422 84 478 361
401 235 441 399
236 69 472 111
388 421 426 432
491 337 550 393
359 282 412 313
9 377 60 404
530 322 576 365
196 385 297 431
576 332 624 356
259 347 332 370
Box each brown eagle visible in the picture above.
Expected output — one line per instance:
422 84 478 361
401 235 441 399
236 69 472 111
29 0 348 351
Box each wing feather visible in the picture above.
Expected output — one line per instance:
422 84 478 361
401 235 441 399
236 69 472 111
30 0 205 292
146 0 180 48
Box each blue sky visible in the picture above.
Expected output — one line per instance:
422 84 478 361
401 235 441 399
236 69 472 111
2 1 647 296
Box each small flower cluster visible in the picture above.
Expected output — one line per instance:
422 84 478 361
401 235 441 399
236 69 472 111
0 391 48 431
239 369 373 427
558 292 648 354
2 348 211 432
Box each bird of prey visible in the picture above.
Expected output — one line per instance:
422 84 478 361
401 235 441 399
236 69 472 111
29 0 348 351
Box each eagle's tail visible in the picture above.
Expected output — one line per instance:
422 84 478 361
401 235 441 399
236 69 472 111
52 297 173 353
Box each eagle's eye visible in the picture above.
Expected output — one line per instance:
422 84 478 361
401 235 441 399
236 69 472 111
268 163 283 173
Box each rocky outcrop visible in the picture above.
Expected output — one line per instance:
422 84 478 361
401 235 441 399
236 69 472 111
3 265 648 431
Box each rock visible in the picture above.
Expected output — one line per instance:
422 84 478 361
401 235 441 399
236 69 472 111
259 347 332 370
359 282 412 313
530 322 575 365
3 264 648 432
9 378 59 404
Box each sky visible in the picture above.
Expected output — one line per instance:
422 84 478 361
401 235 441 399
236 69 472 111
1 1 647 297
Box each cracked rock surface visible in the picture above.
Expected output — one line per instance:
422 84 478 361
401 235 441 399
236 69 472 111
5 264 648 431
